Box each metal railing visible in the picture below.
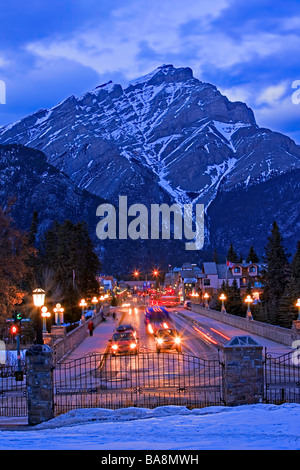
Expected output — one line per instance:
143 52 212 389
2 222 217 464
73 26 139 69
53 351 224 415
264 349 300 404
0 364 27 417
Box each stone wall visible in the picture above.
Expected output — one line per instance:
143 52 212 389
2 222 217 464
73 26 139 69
26 344 54 425
191 303 292 346
222 336 264 406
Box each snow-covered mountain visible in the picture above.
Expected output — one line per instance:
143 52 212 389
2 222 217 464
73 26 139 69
0 65 299 263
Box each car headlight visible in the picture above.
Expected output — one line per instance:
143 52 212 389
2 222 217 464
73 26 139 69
157 338 164 344
163 323 168 329
148 324 154 334
130 343 137 349
174 337 181 344
112 344 118 350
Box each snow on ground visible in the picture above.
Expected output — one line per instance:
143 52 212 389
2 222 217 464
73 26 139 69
0 404 300 450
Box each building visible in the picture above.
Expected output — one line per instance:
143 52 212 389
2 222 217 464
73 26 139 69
96 275 117 292
201 261 262 294
165 261 262 298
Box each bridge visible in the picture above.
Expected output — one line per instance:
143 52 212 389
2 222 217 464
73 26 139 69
0 301 299 425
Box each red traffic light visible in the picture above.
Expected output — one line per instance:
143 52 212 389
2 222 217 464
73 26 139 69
11 325 19 335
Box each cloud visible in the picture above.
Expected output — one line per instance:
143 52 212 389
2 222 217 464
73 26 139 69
1 0 300 144
256 82 289 106
25 0 230 80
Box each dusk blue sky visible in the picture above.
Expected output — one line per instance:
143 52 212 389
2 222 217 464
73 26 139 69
0 0 299 142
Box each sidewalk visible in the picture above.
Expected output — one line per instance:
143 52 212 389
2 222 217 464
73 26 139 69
60 311 121 362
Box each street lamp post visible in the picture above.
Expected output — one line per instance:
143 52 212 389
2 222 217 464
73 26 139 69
79 299 87 323
41 306 51 333
53 303 64 325
203 293 210 309
219 293 226 313
245 295 253 320
92 296 99 316
296 298 300 321
32 288 45 345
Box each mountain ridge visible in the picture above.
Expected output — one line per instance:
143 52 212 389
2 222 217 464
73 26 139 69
0 64 299 267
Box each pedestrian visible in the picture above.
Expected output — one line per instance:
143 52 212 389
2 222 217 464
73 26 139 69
88 319 95 336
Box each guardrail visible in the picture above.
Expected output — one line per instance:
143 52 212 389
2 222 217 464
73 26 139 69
190 303 292 346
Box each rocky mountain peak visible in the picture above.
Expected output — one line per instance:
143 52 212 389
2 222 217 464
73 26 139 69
0 65 299 261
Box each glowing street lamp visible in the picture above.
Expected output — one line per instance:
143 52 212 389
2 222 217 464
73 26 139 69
219 293 226 313
41 306 51 333
54 303 64 325
203 293 210 309
92 296 98 316
79 299 87 322
32 288 45 345
296 298 300 321
32 288 45 307
245 295 253 320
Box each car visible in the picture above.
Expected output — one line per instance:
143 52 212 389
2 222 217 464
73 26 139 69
184 300 191 309
155 328 182 353
115 324 137 338
110 331 138 355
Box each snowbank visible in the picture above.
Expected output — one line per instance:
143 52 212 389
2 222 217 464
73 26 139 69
0 404 300 450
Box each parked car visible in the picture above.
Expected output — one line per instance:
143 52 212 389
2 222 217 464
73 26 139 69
184 300 191 309
155 328 182 353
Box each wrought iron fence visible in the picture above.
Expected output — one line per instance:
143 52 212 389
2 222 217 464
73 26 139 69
264 349 300 404
0 364 27 417
54 351 224 415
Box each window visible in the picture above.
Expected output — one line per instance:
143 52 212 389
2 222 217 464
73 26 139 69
234 267 241 273
249 266 256 273
203 279 210 286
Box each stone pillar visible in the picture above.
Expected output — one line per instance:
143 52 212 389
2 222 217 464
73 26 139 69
51 325 67 342
26 344 54 426
291 321 300 344
223 336 264 406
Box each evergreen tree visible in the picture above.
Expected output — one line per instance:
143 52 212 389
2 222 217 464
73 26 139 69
0 205 34 328
261 221 289 325
279 241 300 327
246 246 259 263
40 220 101 321
291 241 300 287
227 243 238 263
23 210 40 292
217 279 245 316
28 210 39 247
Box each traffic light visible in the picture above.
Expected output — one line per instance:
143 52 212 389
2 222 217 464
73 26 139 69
13 312 23 323
10 324 19 336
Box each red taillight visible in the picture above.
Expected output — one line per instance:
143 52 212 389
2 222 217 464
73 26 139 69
11 325 18 335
